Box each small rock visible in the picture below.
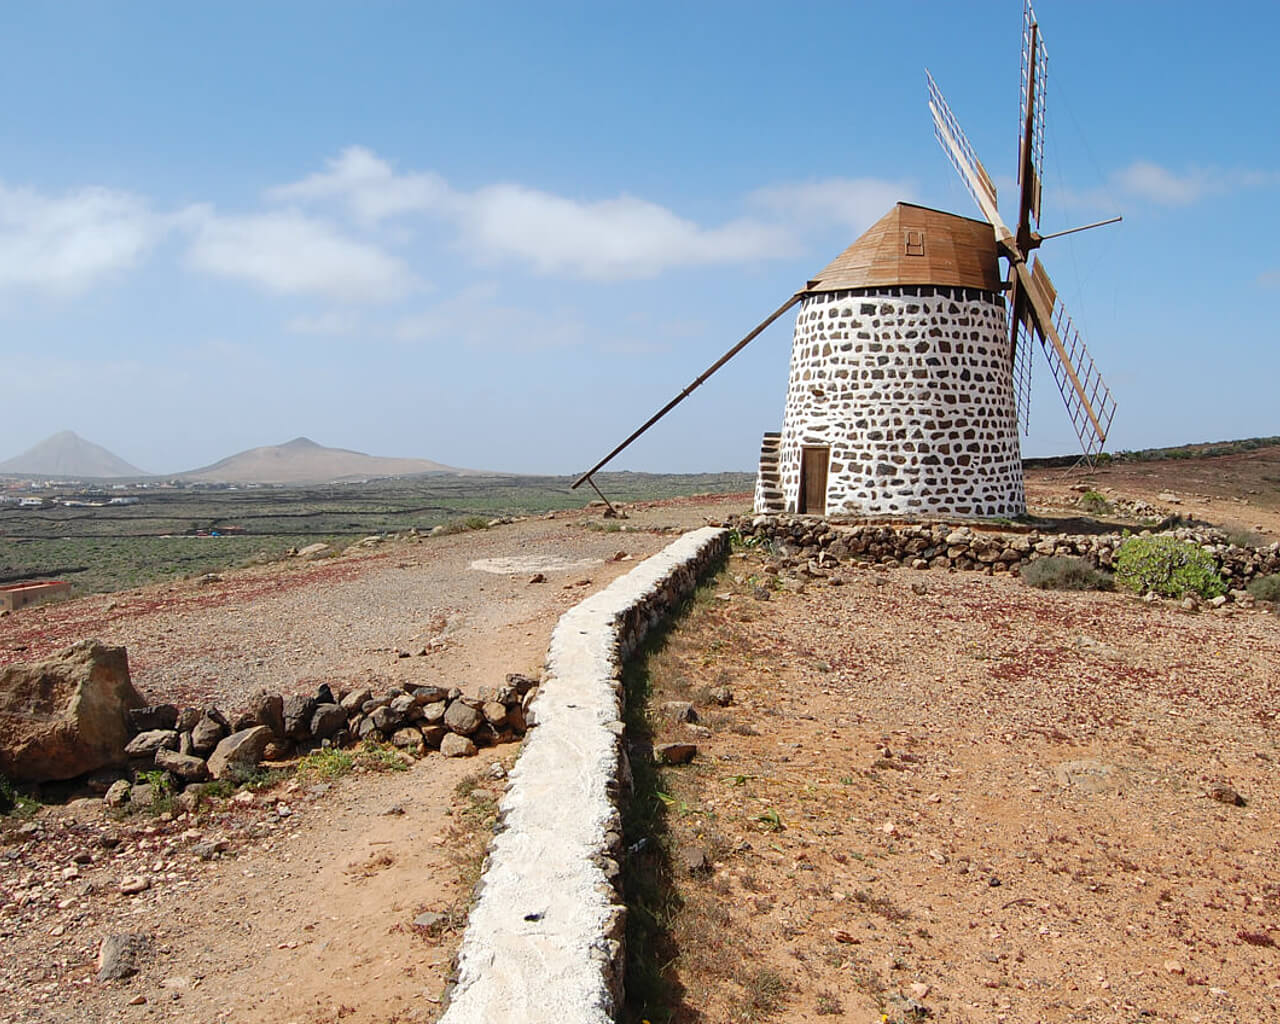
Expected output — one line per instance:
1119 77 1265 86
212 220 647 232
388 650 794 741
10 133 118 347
340 688 372 713
656 743 697 765
910 581 929 596
391 727 425 754
661 701 697 723
680 846 710 874
190 713 226 756
481 701 509 728
528 573 546 584
98 933 150 982
244 690 286 740
124 730 178 757
104 779 131 808
707 686 734 707
282 695 317 740
413 911 446 930
440 733 478 758
443 701 484 736
127 705 179 733
192 840 226 860
488 762 507 780
752 586 771 601
1164 959 1186 975
207 726 273 783
154 748 208 782
119 875 151 895
1208 783 1246 806
310 703 348 740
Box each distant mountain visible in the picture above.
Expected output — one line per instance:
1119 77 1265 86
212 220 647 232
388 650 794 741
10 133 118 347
177 437 476 484
0 431 148 478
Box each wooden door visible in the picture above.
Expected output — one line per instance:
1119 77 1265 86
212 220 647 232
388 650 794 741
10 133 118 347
799 446 829 515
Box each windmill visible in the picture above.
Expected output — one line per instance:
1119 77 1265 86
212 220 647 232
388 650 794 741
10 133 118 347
571 0 1119 520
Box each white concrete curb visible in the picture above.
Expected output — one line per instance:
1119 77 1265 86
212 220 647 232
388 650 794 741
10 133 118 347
440 526 729 1023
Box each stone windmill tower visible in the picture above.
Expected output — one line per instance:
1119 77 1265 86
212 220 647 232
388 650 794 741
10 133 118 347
571 1 1118 518
754 202 1020 517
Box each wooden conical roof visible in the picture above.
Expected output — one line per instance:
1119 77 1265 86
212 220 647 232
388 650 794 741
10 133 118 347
807 202 1002 293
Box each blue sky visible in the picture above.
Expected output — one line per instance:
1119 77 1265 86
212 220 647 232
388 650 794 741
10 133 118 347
2 1 1277 475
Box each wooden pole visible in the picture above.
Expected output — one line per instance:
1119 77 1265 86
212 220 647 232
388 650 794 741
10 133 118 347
571 291 804 490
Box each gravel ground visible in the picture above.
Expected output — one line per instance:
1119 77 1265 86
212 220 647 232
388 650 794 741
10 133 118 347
0 498 742 714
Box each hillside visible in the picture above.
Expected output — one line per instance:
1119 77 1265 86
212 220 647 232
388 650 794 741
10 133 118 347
0 431 147 478
177 436 475 484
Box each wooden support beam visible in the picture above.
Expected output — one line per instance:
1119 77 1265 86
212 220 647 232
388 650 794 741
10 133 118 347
571 291 804 490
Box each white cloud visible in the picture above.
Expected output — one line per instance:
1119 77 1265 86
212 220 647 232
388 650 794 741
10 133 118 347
271 146 817 280
0 182 165 292
455 184 793 279
184 208 415 301
749 177 914 231
1112 161 1211 205
267 146 449 223
1059 160 1280 210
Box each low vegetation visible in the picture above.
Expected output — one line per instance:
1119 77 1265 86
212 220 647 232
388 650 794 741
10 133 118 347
1077 489 1114 515
1246 573 1280 603
1113 535 1228 599
1021 556 1113 592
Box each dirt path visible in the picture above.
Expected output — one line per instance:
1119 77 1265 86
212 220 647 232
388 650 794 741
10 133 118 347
0 497 744 1024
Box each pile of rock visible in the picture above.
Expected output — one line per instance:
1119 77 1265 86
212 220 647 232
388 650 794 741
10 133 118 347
730 515 1280 598
106 674 540 807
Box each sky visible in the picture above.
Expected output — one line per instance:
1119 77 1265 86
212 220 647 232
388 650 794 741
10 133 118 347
2 1 1277 476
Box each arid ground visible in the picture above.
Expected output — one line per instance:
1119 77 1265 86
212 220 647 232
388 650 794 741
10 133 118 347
625 451 1280 1024
2 448 1279 1024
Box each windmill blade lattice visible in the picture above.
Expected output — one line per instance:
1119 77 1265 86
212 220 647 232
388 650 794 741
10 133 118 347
1019 0 1048 227
1025 258 1116 459
927 71 1000 224
1012 317 1035 435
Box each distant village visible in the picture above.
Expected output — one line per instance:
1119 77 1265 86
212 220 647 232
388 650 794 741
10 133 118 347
0 478 282 508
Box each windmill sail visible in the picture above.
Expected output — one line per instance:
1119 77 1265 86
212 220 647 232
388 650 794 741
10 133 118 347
927 72 1005 239
1012 317 1035 434
1019 258 1116 457
1018 0 1048 230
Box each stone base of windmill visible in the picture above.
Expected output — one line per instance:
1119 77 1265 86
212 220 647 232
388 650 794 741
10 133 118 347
761 285 1026 519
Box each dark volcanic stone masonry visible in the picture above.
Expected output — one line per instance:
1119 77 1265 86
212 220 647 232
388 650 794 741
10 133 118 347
758 284 1026 518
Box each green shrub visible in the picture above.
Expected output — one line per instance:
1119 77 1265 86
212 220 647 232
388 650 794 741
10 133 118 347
1078 489 1113 515
1247 574 1280 602
0 773 14 814
1113 535 1227 599
353 740 409 773
1022 556 1113 591
296 747 355 781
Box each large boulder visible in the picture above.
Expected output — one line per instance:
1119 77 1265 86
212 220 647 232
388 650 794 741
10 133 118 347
0 641 145 783
207 726 273 782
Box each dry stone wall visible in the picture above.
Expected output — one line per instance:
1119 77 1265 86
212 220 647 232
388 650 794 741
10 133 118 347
731 514 1280 599
769 285 1025 518
441 527 729 1024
